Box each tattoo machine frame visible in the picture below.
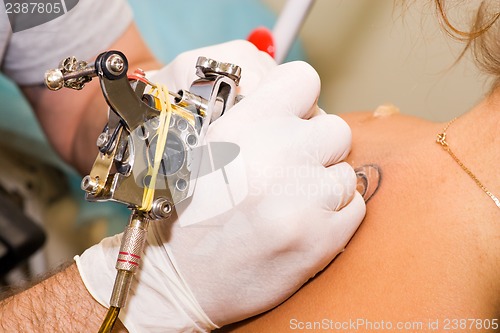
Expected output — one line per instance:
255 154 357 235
44 51 241 332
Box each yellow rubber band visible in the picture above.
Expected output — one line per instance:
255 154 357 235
140 84 172 211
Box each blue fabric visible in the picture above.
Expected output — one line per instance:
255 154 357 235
128 0 304 64
0 0 305 236
0 75 63 167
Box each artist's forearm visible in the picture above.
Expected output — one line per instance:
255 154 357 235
0 263 127 332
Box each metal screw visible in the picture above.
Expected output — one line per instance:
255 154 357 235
81 175 101 195
177 118 188 131
148 117 160 130
186 134 198 147
160 201 172 215
96 133 109 148
106 54 125 75
176 178 188 192
150 198 173 219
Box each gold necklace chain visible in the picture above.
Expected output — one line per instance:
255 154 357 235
436 117 500 209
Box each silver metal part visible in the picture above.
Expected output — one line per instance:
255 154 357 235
70 54 242 210
81 175 101 195
45 52 243 330
190 71 238 123
44 56 96 90
110 270 133 308
175 89 208 113
196 56 241 85
106 54 125 76
98 71 157 131
96 133 110 148
149 197 173 219
115 211 149 272
109 211 149 308
128 112 196 206
44 69 64 90
49 51 242 214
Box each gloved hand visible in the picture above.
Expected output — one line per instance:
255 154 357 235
75 40 366 332
148 39 276 96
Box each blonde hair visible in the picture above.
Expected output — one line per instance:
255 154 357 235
434 0 500 87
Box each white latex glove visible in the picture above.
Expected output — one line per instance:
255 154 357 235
75 40 366 332
151 40 276 96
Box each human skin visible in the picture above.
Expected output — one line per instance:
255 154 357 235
0 95 497 333
0 263 128 332
220 92 500 332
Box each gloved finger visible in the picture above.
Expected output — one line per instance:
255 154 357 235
310 105 327 118
324 191 366 252
241 61 320 119
302 114 352 167
322 161 358 212
152 40 276 94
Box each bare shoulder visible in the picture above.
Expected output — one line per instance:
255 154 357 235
221 111 499 332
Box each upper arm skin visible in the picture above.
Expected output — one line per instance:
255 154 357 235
21 23 161 175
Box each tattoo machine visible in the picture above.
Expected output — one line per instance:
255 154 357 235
44 51 241 332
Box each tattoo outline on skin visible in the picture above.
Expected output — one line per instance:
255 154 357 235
355 164 382 202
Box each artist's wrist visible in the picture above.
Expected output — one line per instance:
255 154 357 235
0 263 127 332
67 263 129 332
76 230 215 332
